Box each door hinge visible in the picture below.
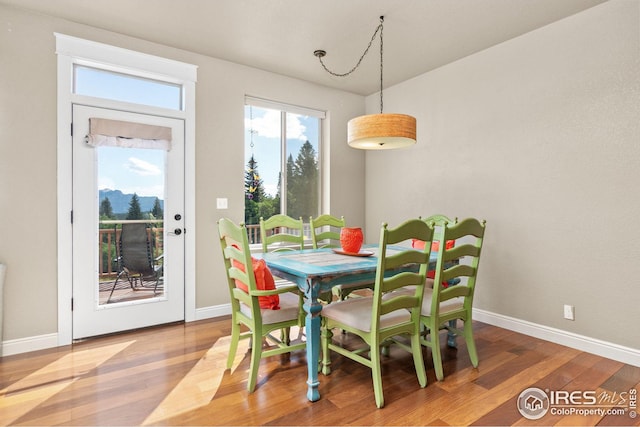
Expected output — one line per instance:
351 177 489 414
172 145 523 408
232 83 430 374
70 210 73 224
71 298 74 311
70 122 73 136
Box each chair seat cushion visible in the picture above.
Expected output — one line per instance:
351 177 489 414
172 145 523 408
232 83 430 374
322 296 411 332
421 288 464 316
233 256 280 309
241 291 300 325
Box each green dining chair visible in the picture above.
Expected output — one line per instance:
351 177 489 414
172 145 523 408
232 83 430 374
218 218 306 392
260 214 305 253
309 214 345 249
320 219 434 408
419 217 486 381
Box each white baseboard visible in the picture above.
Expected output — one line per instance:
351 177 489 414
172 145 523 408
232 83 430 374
1 333 59 357
194 303 231 321
3 306 638 369
473 308 640 368
0 305 232 357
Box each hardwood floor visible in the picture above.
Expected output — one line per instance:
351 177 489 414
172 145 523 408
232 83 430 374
1 318 638 426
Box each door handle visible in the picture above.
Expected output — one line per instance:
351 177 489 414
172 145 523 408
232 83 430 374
168 228 184 236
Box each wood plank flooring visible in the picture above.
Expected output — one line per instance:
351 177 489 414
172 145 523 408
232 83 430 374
1 318 638 426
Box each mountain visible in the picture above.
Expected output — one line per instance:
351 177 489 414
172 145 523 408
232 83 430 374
99 189 163 214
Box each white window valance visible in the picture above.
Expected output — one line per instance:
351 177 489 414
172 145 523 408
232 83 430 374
87 118 172 150
245 95 326 119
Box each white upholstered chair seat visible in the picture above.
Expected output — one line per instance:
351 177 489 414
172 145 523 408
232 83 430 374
383 280 463 316
240 291 301 325
321 296 411 333
420 288 464 316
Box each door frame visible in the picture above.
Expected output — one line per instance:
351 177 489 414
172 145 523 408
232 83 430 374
56 34 197 346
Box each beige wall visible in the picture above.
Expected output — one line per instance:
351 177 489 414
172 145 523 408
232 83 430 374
0 4 365 343
364 0 640 349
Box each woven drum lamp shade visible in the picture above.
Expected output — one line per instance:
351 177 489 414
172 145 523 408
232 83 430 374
348 113 417 150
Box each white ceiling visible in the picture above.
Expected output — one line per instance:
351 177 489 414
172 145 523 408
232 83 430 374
2 0 607 95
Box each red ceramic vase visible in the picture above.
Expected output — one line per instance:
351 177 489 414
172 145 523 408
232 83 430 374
340 227 364 254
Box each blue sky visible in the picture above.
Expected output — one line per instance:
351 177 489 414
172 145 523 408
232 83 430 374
97 147 165 198
75 65 181 110
244 106 319 196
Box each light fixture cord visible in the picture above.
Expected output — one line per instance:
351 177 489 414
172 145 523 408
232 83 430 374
317 16 385 113
379 17 383 114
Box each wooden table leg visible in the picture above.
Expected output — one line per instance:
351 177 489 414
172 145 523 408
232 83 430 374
303 278 323 402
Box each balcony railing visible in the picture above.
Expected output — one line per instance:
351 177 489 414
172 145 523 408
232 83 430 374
245 223 311 247
246 224 261 244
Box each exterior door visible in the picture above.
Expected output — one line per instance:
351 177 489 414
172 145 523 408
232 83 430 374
72 105 185 339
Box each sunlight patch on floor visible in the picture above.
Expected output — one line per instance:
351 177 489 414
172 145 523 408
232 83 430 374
0 341 135 426
142 335 249 425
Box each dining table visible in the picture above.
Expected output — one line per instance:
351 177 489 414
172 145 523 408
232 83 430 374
254 244 440 402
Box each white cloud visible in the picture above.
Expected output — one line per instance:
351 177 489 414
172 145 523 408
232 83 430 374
98 177 116 190
263 183 278 197
125 157 162 176
246 110 308 141
286 115 307 141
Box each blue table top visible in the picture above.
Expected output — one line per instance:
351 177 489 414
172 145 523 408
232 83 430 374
255 244 434 280
255 247 376 276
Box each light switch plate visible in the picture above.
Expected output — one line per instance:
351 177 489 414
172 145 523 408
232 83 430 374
216 198 228 209
563 304 575 320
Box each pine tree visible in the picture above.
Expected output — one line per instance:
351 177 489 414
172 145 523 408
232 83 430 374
244 155 266 203
126 193 143 220
151 197 163 219
288 141 318 218
244 155 268 225
99 197 114 219
286 153 296 214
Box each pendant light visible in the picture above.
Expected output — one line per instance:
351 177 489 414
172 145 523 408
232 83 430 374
314 16 417 150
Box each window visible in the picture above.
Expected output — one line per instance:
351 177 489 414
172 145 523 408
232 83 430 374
74 65 183 110
244 97 324 229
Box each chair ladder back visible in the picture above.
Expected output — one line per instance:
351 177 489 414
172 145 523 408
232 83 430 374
373 219 434 329
422 214 457 241
310 214 345 249
432 218 486 306
260 214 305 252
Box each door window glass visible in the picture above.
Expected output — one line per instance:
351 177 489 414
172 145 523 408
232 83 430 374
98 146 166 304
